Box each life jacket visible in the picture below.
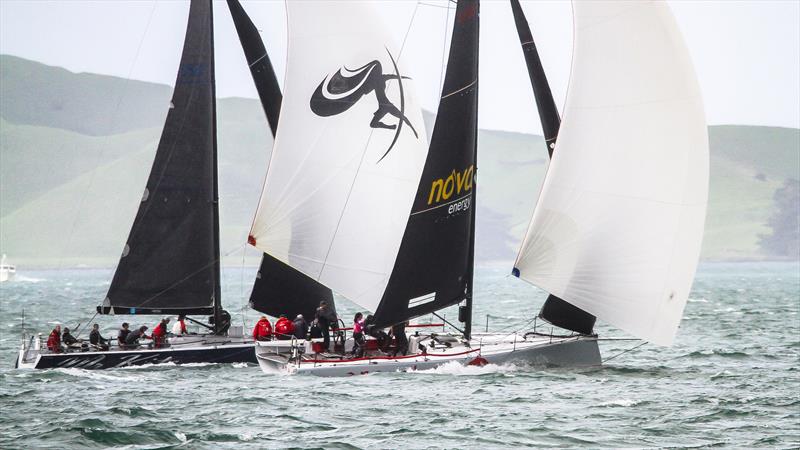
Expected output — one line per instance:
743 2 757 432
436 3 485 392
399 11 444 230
274 317 295 338
47 330 61 353
253 319 273 340
152 323 167 338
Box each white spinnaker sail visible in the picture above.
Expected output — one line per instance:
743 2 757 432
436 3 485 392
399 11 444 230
514 0 709 346
249 1 429 313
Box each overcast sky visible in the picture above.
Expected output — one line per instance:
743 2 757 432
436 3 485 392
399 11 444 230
1 0 798 134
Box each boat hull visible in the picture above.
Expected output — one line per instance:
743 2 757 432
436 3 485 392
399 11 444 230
256 334 600 377
16 338 259 370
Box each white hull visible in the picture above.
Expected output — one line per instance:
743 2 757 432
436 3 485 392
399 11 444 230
0 266 15 283
256 333 600 377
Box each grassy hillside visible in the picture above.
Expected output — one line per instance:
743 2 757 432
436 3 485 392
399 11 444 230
1 55 798 267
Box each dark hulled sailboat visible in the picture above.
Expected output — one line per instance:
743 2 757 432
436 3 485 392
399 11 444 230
16 0 288 370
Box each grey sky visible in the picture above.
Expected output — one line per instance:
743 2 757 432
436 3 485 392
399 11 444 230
1 0 798 134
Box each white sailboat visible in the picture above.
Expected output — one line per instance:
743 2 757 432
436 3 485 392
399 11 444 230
250 0 708 376
0 254 16 283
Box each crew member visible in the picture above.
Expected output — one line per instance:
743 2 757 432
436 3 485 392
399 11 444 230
62 327 79 349
118 323 131 349
252 316 273 341
47 324 62 353
274 314 295 340
390 321 409 356
352 313 366 358
89 324 109 351
125 326 150 348
315 300 337 350
172 315 188 335
364 315 390 352
293 314 308 340
152 318 169 348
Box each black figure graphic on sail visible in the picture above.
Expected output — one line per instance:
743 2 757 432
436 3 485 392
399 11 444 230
228 0 335 321
508 0 596 335
372 0 479 336
310 49 419 162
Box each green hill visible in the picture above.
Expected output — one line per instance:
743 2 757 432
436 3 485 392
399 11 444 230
0 55 797 267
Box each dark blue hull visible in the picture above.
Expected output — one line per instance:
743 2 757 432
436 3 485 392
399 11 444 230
20 343 256 370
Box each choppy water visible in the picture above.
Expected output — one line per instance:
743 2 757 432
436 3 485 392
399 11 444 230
1 263 798 448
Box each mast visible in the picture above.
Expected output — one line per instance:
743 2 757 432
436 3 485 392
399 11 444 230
509 0 595 335
209 0 222 333
463 0 480 341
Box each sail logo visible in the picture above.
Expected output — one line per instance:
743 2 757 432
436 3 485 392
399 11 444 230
427 165 474 211
177 63 209 84
309 48 419 163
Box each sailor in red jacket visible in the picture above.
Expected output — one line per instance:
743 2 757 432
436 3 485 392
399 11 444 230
47 324 62 353
253 316 273 341
152 318 170 348
274 314 295 340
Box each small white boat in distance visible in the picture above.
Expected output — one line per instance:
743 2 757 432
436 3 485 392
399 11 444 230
0 254 16 283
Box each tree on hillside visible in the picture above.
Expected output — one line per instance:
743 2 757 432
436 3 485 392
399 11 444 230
759 179 800 259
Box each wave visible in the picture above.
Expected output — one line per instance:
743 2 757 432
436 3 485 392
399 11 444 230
13 275 46 283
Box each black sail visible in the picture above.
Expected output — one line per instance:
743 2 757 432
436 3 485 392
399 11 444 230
100 0 219 316
509 0 595 334
226 0 281 135
226 0 334 320
373 0 479 330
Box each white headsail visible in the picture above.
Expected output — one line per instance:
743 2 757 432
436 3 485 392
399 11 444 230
248 1 429 313
514 0 709 346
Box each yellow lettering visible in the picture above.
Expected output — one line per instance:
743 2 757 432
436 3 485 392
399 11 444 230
464 165 474 190
428 179 444 205
443 170 455 200
456 169 466 194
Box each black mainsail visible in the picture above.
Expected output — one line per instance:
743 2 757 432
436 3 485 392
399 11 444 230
227 0 334 321
373 0 479 334
509 0 595 335
101 0 220 318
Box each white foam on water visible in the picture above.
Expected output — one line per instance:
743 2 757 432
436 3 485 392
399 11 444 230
232 362 249 369
175 431 188 442
14 275 45 283
55 367 141 382
409 360 518 376
598 399 639 407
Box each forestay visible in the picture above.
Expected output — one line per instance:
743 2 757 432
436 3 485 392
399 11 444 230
248 1 428 313
513 1 709 346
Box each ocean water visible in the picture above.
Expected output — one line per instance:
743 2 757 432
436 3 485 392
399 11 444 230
0 262 798 449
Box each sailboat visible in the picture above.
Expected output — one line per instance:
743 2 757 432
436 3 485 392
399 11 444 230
250 0 708 376
16 0 299 370
0 254 16 283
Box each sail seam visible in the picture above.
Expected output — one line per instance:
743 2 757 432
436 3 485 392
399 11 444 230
441 79 476 99
248 52 268 68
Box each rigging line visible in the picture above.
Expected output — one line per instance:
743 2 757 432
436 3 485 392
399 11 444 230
437 0 452 98
602 341 647 364
57 1 158 272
